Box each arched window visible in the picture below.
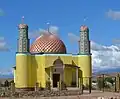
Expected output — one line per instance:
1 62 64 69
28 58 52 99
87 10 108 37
53 58 63 73
53 59 63 66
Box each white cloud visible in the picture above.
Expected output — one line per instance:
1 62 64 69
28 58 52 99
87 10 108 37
49 26 59 36
0 37 10 51
29 26 59 39
106 9 120 20
68 33 80 43
68 33 120 72
91 41 120 51
29 30 43 39
91 41 120 71
0 68 13 77
0 9 4 16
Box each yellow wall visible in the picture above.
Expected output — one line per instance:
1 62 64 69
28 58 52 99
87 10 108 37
45 54 72 68
30 55 37 87
72 56 78 66
16 53 31 88
78 55 92 86
45 68 50 81
15 53 92 88
34 55 46 88
64 67 72 86
64 67 77 86
13 69 16 83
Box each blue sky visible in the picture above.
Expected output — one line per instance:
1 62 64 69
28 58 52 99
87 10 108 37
0 0 120 72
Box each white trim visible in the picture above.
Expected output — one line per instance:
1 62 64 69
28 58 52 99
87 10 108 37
16 53 91 57
34 54 45 56
77 55 91 57
43 54 72 56
16 53 31 56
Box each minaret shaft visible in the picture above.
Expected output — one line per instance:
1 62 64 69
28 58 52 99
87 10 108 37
17 24 29 53
79 26 91 55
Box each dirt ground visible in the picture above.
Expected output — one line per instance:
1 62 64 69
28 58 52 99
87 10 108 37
1 91 120 99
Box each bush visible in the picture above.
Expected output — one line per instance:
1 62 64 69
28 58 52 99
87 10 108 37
4 80 9 87
61 81 67 90
46 80 51 90
104 77 114 85
97 77 114 89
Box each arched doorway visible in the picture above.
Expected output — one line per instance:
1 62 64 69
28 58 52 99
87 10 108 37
52 58 64 87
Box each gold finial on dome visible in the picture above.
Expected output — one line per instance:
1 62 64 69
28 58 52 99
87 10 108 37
47 22 50 33
46 22 53 35
18 16 28 29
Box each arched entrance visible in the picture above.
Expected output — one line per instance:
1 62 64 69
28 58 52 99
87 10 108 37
52 58 64 87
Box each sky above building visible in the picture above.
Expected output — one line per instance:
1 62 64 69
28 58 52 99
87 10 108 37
0 0 120 74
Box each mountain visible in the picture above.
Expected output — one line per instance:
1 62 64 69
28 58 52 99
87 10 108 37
96 68 120 74
0 67 120 79
93 67 120 77
0 72 13 79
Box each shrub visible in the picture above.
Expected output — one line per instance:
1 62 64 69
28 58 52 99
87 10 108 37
4 80 9 87
61 81 67 90
46 80 51 90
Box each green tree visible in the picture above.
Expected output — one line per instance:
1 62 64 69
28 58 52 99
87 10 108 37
97 77 105 89
104 77 114 85
4 80 9 87
97 77 115 89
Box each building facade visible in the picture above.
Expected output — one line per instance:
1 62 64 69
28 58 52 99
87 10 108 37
14 23 92 90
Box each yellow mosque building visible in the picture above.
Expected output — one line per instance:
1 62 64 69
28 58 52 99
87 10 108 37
13 22 92 90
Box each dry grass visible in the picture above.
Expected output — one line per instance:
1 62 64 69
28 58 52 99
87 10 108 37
1 91 120 99
0 78 13 84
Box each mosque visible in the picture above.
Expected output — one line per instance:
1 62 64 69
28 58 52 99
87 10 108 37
13 21 92 90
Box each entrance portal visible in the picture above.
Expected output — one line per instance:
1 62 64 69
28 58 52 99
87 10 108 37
53 74 60 87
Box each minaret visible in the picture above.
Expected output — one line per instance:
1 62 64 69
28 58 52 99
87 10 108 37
16 17 32 90
78 25 92 87
17 16 29 53
79 25 90 55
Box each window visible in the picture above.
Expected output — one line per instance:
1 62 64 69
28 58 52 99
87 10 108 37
85 42 88 46
85 48 88 52
23 41 26 45
23 47 26 51
84 33 88 39
19 46 22 51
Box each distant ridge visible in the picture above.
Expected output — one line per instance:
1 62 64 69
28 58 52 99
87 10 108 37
95 68 120 73
0 72 13 79
0 68 120 79
93 67 120 76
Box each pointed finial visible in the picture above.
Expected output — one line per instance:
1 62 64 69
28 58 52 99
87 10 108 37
18 16 28 29
47 22 50 32
82 16 88 27
83 16 87 22
22 16 25 24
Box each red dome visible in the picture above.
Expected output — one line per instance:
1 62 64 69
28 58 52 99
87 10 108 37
30 34 66 54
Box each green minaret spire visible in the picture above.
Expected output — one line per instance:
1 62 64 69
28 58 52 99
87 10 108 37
79 25 90 55
17 16 30 53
